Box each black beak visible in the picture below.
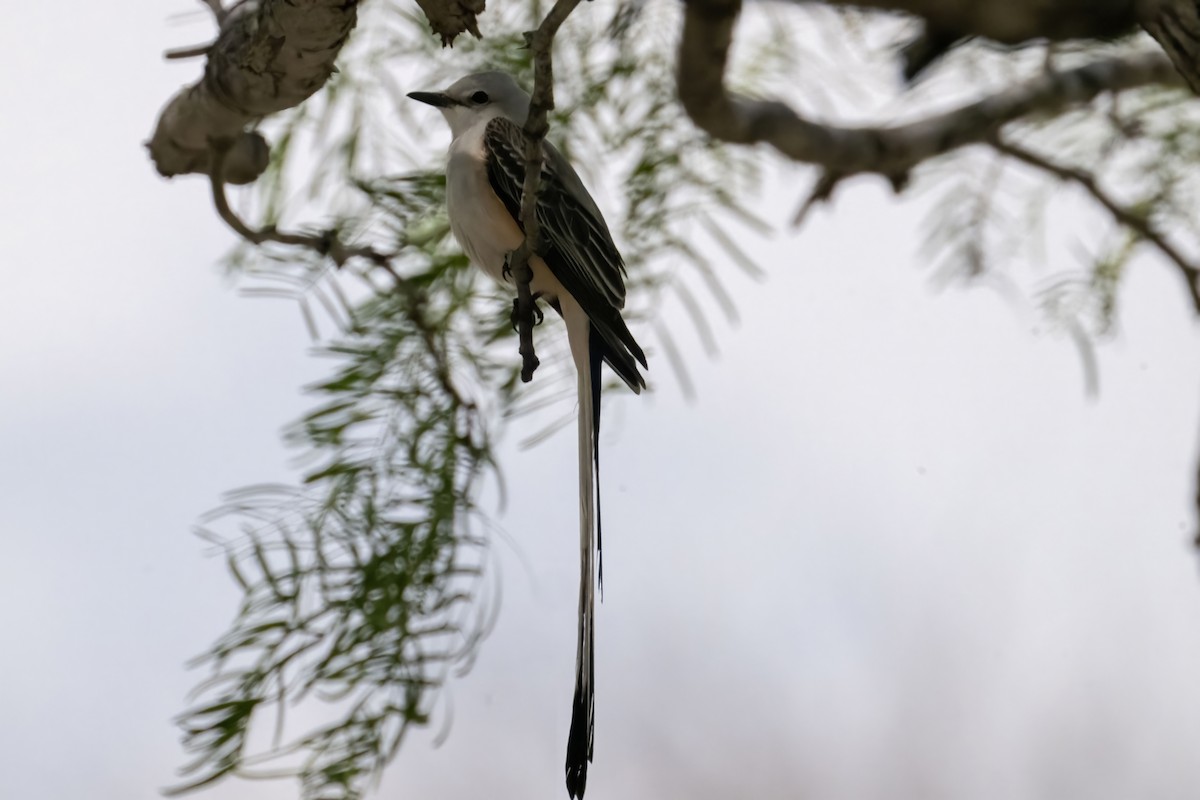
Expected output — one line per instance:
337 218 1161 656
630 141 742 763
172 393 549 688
407 91 458 108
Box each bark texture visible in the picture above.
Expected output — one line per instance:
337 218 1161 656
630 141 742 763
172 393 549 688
148 0 359 184
413 0 487 44
1140 0 1200 93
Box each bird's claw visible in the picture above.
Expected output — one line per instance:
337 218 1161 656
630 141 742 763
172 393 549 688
511 296 544 332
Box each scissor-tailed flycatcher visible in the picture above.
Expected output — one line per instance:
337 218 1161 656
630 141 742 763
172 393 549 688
409 72 646 799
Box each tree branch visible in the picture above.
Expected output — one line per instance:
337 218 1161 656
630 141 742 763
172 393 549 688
208 143 466 407
801 0 1138 43
147 0 359 184
412 0 487 45
199 0 228 25
991 136 1200 313
1140 0 1200 93
788 0 1200 97
209 144 390 269
679 0 1182 188
506 0 586 383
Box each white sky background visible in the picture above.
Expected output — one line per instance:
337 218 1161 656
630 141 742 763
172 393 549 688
3 3 1200 799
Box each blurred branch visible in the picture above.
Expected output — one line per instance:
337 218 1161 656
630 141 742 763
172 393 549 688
992 136 1200 313
678 0 1181 193
798 1 1200 95
147 0 359 184
1141 0 1200 93
507 0 586 383
803 0 1137 43
413 0 486 45
200 0 229 25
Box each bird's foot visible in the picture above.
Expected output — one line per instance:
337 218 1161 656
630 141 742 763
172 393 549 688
511 295 544 332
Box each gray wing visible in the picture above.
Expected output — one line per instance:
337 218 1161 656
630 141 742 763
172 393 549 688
484 116 646 377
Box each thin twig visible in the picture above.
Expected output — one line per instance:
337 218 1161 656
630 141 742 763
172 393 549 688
207 142 468 407
992 136 1200 313
165 43 213 60
792 171 843 227
209 142 391 268
201 0 227 24
506 0 586 383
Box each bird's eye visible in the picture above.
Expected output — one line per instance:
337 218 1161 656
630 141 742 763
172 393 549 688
470 90 490 104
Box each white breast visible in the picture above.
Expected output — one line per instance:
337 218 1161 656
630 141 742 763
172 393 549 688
446 122 525 285
444 120 570 306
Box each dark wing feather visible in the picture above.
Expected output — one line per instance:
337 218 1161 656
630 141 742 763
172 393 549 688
484 117 646 391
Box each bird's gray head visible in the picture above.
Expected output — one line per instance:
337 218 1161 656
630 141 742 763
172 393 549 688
407 71 531 139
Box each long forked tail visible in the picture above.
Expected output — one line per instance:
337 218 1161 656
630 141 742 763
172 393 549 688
565 316 603 800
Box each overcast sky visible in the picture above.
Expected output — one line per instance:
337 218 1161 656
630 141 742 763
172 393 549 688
4 3 1200 800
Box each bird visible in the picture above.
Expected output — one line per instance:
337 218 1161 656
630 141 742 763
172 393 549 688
408 71 646 799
